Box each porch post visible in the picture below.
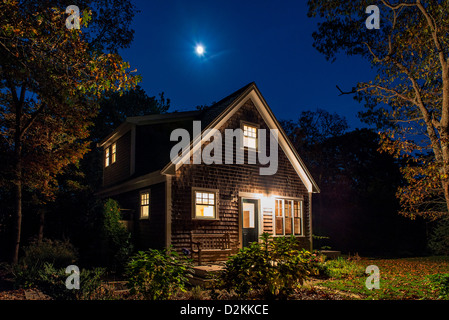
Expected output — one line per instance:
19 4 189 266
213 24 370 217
165 175 172 248
308 192 313 251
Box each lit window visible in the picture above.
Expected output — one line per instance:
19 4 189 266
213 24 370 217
275 199 303 236
140 192 150 219
243 124 257 149
105 148 110 167
194 190 217 219
111 143 116 164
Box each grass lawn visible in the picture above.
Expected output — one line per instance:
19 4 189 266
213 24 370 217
316 256 449 300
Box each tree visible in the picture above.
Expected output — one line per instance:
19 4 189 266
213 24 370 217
0 1 140 263
92 86 170 144
40 86 171 256
280 108 349 172
307 1 449 220
281 113 427 255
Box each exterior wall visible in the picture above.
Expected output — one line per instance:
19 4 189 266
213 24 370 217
103 131 132 187
110 182 166 250
135 119 196 176
170 98 311 256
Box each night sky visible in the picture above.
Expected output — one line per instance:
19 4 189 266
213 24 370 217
120 0 376 129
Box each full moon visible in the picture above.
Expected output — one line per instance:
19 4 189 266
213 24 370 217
195 45 205 56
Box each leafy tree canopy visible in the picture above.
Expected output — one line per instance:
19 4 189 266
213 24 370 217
308 0 449 220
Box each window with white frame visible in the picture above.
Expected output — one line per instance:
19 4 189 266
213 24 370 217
105 142 117 167
193 190 217 219
275 199 303 236
105 148 110 167
140 192 150 219
243 124 257 149
111 143 117 164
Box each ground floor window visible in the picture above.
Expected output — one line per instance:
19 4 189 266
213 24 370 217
140 191 150 219
275 198 303 236
193 189 218 219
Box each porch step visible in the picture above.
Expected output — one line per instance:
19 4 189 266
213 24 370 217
189 265 224 286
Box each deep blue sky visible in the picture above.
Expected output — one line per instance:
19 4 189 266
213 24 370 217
120 0 375 129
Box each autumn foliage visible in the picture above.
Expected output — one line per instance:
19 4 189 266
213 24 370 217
0 0 140 262
308 1 449 219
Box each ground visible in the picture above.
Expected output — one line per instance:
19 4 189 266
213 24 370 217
1 256 448 300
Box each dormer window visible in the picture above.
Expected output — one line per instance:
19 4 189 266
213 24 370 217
111 143 117 164
105 148 110 167
105 142 117 167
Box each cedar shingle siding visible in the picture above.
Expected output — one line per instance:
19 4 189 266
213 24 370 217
170 99 311 254
97 83 318 263
103 131 131 187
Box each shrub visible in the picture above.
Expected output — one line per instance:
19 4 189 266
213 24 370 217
320 257 365 279
102 198 134 270
11 261 106 300
11 238 78 288
21 238 78 268
125 247 194 300
216 233 318 299
36 263 106 300
427 273 449 299
428 218 449 255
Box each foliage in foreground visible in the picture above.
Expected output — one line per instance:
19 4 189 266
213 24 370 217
8 238 106 300
216 233 321 299
321 257 365 279
427 273 449 299
125 247 194 300
319 256 449 300
102 199 134 271
10 238 78 288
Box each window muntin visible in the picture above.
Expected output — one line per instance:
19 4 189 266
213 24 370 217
111 143 117 164
243 124 257 149
105 148 110 167
105 143 117 167
194 191 217 219
140 192 150 219
275 199 303 236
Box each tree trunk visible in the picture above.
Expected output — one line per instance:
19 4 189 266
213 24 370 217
38 208 45 243
442 179 449 215
11 144 22 265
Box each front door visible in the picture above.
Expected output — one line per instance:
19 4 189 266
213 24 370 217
241 198 259 247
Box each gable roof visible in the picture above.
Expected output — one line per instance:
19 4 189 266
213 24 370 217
99 82 320 193
161 82 320 193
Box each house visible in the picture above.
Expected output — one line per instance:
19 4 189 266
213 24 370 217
97 82 320 264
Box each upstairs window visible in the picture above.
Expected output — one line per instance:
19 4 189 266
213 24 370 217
104 142 117 167
105 148 110 167
243 124 257 149
111 143 117 164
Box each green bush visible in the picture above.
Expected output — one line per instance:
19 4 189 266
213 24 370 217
21 238 78 268
428 218 449 256
427 273 449 299
125 247 194 300
216 233 319 299
320 257 365 279
11 238 78 288
102 198 134 270
36 263 106 300
11 261 106 300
